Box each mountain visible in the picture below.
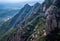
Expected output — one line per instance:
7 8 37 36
0 2 41 35
0 4 32 38
0 3 44 41
0 3 25 26
19 3 41 27
45 0 60 41
6 4 32 28
0 0 60 41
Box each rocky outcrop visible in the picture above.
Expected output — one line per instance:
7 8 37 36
45 0 60 35
44 0 60 41
0 0 60 41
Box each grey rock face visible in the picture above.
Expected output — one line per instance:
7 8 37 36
45 0 60 35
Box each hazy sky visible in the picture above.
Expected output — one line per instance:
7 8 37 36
0 0 44 3
0 0 45 9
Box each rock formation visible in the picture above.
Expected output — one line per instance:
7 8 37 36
45 0 60 41
45 0 60 35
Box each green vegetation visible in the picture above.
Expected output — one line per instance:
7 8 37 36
0 27 17 41
0 13 46 41
26 17 45 41
0 5 46 41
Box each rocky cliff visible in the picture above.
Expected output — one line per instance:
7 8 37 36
45 0 60 35
0 0 60 41
45 0 60 41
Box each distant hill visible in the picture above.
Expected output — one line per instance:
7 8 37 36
0 9 20 26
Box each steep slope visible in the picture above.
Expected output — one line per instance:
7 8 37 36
0 2 45 41
31 0 60 41
8 4 32 27
5 0 60 41
19 3 41 27
0 4 32 40
45 0 60 41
